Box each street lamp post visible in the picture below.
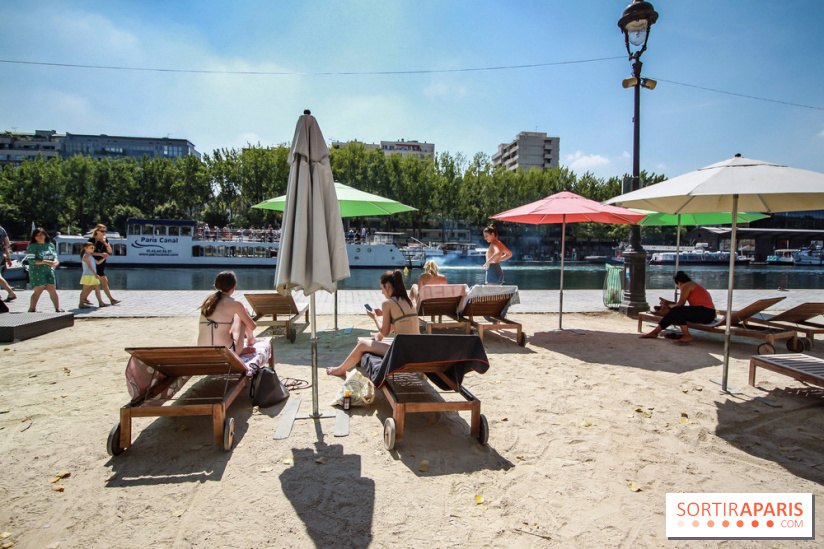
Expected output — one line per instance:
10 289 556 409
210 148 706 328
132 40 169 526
618 0 658 317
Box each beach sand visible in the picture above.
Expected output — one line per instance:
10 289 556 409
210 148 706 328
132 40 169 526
1 312 822 548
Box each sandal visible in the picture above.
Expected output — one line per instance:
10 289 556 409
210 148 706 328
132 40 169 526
55 309 66 313
79 304 93 309
98 303 110 307
5 294 16 302
110 299 121 305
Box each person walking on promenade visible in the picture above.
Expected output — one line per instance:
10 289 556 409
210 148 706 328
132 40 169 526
88 224 121 305
78 242 107 309
482 225 512 285
27 227 63 312
0 223 18 302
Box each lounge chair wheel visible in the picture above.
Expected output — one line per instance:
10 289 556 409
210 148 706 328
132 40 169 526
107 423 124 457
518 332 527 347
757 343 776 355
800 337 812 351
289 327 297 343
786 338 804 353
383 418 396 451
477 414 489 446
223 417 235 451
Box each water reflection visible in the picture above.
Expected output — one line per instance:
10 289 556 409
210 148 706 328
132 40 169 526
48 262 822 291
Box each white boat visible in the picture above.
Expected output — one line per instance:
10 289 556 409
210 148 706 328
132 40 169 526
424 241 487 264
54 219 410 268
766 249 797 265
792 247 823 266
3 251 28 281
649 250 753 265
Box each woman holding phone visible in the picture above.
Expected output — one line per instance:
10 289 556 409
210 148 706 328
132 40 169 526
326 270 419 377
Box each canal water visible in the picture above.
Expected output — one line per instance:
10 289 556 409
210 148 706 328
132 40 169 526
43 262 822 291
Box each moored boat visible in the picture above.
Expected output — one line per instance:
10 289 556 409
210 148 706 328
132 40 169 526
766 249 797 265
792 246 823 266
54 219 411 268
649 250 753 265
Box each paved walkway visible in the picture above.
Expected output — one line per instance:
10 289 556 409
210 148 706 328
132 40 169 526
5 288 823 318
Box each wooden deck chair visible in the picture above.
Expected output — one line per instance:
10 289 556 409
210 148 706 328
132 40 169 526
746 302 824 349
457 285 526 347
416 284 471 335
360 334 490 450
749 353 824 390
108 343 273 456
244 293 308 343
637 296 803 354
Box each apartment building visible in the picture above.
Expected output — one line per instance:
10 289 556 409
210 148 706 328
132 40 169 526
492 131 560 172
0 129 200 166
332 138 435 160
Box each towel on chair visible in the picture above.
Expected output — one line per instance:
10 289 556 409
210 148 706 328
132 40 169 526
360 334 489 389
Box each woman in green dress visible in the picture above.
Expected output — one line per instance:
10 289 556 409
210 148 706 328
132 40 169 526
27 227 64 312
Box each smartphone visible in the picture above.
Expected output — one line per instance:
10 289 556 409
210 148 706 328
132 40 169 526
364 304 372 311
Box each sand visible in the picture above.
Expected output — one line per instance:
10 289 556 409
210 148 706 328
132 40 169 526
0 312 822 548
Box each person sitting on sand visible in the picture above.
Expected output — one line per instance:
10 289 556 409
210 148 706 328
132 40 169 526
198 270 258 354
640 271 716 344
408 260 448 305
326 270 419 377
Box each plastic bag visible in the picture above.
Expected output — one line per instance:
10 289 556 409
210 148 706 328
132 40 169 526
330 369 375 407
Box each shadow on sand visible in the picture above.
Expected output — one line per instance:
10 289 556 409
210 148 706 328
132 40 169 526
715 384 824 487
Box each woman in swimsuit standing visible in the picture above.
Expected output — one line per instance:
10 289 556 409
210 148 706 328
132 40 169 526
482 225 512 285
197 271 258 354
326 270 419 377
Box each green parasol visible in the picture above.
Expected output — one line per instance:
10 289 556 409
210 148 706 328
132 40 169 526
632 210 769 300
253 182 417 217
632 210 768 226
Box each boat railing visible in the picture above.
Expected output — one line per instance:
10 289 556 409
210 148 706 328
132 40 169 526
194 229 280 243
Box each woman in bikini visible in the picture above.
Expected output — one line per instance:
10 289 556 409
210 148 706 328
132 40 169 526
482 225 512 285
197 271 258 354
326 270 419 377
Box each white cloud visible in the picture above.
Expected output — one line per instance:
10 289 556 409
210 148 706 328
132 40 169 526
566 150 610 171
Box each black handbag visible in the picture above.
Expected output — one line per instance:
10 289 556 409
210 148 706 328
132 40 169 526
249 366 289 407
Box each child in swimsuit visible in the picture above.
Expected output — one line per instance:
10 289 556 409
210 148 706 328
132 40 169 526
326 270 419 377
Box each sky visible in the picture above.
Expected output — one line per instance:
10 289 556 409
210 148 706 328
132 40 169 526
1 0 823 182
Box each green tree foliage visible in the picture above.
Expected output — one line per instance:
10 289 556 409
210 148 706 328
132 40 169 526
0 147 664 255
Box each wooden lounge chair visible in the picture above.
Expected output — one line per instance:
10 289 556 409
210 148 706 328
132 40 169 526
416 283 471 335
457 285 526 346
360 334 490 450
749 353 824 389
244 293 308 343
637 296 804 354
108 343 273 456
746 302 824 349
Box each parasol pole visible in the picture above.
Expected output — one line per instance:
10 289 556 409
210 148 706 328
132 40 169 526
310 293 319 416
720 195 738 393
674 214 681 301
559 215 566 330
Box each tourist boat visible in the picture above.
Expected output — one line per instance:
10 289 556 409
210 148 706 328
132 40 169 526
53 219 411 268
648 250 754 265
766 249 798 265
792 246 823 266
422 241 487 264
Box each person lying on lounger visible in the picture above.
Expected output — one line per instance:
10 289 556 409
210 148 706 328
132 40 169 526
197 270 258 354
640 271 716 344
326 270 420 377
